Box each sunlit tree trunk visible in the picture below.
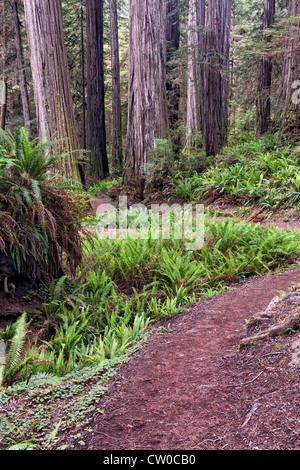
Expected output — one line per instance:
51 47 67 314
186 0 205 145
124 0 169 200
24 0 82 183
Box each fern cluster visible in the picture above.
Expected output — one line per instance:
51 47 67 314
0 127 91 287
0 313 28 387
171 134 300 209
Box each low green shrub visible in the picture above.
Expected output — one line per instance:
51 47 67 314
170 135 300 209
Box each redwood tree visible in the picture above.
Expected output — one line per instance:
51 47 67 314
13 0 31 130
0 0 8 130
186 0 205 145
255 0 276 137
203 0 232 156
124 0 169 199
86 0 109 180
277 0 300 142
24 0 82 182
109 0 123 170
166 0 180 129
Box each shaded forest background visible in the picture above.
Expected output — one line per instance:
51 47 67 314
0 0 299 196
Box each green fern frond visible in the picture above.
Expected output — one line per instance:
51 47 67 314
7 442 39 450
1 313 27 386
26 373 62 388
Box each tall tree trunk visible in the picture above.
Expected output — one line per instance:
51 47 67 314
109 0 123 170
13 0 31 130
203 0 232 157
124 0 169 200
0 78 6 129
86 0 109 181
24 0 82 183
81 1 86 150
166 0 180 129
255 0 276 137
186 0 205 145
0 0 8 130
278 0 300 142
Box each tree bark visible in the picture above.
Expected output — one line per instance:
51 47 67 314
203 0 232 157
13 0 31 130
255 0 276 137
81 1 86 150
186 0 205 145
166 0 180 129
109 0 123 170
86 0 109 180
124 0 169 200
0 0 8 130
278 0 300 142
24 0 82 183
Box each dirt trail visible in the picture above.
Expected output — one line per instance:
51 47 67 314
75 267 300 451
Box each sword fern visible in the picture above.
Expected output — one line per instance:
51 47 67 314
0 313 29 387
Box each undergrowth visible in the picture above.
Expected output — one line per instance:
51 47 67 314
2 132 300 449
88 177 122 198
171 133 300 210
1 211 300 449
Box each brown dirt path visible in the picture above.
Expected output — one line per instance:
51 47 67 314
75 267 300 451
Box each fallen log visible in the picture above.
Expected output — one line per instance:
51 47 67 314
247 207 264 223
240 310 300 349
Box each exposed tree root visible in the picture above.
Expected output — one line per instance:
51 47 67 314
240 310 300 349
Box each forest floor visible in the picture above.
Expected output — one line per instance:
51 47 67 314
61 200 300 451
1 200 300 451
70 266 300 451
